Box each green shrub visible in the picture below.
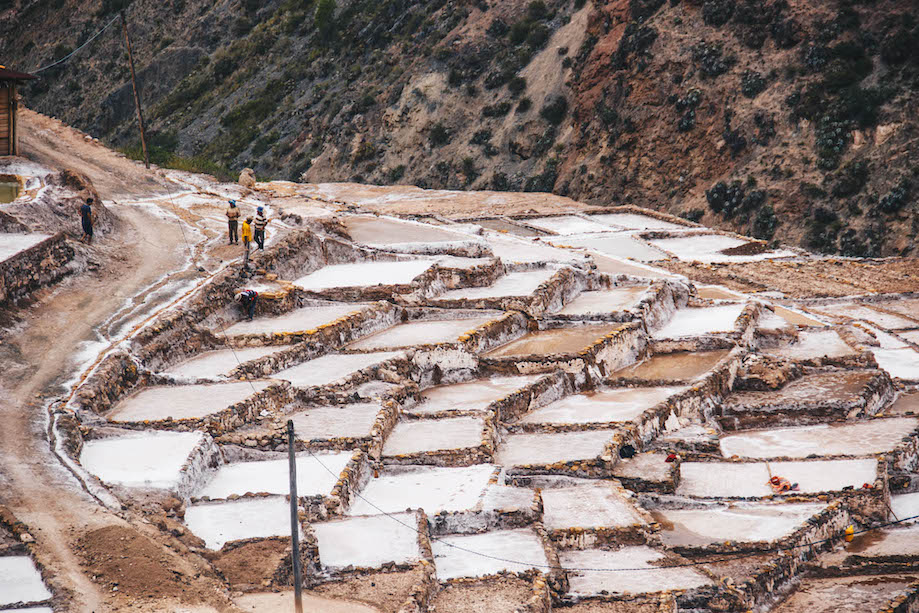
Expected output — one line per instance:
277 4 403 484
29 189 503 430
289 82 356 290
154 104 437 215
540 95 568 125
508 76 527 96
831 160 869 197
702 0 734 27
482 101 513 118
429 122 451 146
741 70 766 98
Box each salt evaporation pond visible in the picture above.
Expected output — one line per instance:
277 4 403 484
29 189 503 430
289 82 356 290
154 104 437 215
293 260 435 291
561 546 712 596
343 215 470 245
611 349 730 381
288 402 381 440
872 347 919 380
810 303 917 330
525 215 613 235
719 418 918 459
0 556 52 606
652 304 744 339
696 285 745 300
653 502 826 547
80 431 206 490
0 233 50 263
495 430 613 466
221 303 368 336
771 575 915 613
476 218 546 237
590 254 674 279
587 213 686 230
270 351 403 388
408 375 542 414
483 234 588 264
347 316 495 350
517 386 685 425
348 465 495 516
890 492 919 522
432 528 548 580
163 345 288 379
840 524 919 557
648 234 796 263
314 513 422 570
108 380 273 421
541 481 645 530
185 496 297 550
677 459 878 498
765 329 855 360
548 233 668 262
772 306 826 327
383 417 485 456
435 268 557 300
555 286 649 316
197 452 351 499
485 324 621 358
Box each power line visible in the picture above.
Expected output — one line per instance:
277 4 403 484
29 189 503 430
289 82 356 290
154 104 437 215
32 14 121 74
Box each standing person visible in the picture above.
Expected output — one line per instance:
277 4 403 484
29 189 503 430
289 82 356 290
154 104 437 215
226 200 240 245
241 216 254 269
234 289 258 321
254 206 269 250
80 197 95 243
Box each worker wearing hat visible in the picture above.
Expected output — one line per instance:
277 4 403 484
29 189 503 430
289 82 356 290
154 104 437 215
226 199 240 245
253 206 270 250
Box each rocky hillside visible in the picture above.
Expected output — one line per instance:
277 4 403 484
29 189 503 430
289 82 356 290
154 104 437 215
2 0 918 256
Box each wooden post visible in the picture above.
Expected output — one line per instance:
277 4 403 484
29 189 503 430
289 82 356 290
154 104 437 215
10 83 16 156
121 11 149 169
287 420 304 613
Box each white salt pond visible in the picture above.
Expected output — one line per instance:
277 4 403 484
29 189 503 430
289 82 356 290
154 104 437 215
677 459 878 498
0 233 50 263
652 304 744 339
590 254 675 279
185 496 297 550
890 492 919 522
872 348 919 380
810 303 918 330
483 234 589 264
541 482 645 531
719 418 918 459
555 286 649 316
561 546 712 597
289 402 382 440
221 303 368 336
525 215 613 235
108 381 273 422
434 268 558 301
587 213 686 230
348 465 494 516
517 386 685 425
163 346 288 379
314 513 422 570
653 503 826 547
383 417 485 456
765 329 855 360
343 215 470 245
408 375 542 414
347 317 494 350
270 351 403 388
548 233 667 262
293 260 435 291
648 234 796 263
80 431 207 490
432 528 548 580
197 452 351 499
495 431 613 466
0 556 52 606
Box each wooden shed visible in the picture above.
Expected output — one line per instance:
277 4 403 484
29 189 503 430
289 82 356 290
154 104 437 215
0 66 36 157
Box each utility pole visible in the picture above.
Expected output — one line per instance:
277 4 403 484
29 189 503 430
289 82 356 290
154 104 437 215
287 420 304 613
120 10 149 169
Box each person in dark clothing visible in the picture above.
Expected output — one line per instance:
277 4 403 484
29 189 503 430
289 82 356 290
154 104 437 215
80 197 95 243
226 199 240 244
235 289 258 321
253 206 269 250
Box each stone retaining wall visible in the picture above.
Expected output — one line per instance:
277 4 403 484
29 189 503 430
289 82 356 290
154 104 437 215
0 232 75 306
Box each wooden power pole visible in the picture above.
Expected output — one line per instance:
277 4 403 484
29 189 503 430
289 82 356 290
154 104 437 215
287 420 304 613
121 10 149 169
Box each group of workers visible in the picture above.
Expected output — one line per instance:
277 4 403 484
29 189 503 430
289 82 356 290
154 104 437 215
226 200 270 269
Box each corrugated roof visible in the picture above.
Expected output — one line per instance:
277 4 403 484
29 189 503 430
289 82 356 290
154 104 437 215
0 66 36 81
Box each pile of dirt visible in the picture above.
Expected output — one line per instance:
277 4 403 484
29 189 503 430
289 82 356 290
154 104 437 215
5 168 116 238
429 576 535 613
720 241 770 256
310 568 425 613
211 538 289 588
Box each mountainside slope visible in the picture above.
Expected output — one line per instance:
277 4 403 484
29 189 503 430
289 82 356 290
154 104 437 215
2 0 917 256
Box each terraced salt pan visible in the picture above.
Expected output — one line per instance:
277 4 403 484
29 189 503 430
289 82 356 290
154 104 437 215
485 324 621 358
611 349 731 381
810 303 918 330
80 431 206 490
548 233 667 262
435 268 558 300
648 234 796 263
108 380 273 421
197 452 351 498
842 524 919 556
588 213 686 230
0 556 52 606
561 546 712 597
652 304 744 339
555 286 649 315
408 375 542 414
476 218 547 237
483 234 588 264
163 345 288 379
185 496 297 550
347 316 494 350
342 215 471 245
590 254 674 279
773 306 826 327
719 418 918 459
270 351 403 388
696 285 745 300
654 502 826 547
677 459 878 497
525 215 613 235
1 608 54 613
872 347 919 380
222 303 368 336
293 260 435 291
518 386 685 425
348 465 495 516
771 575 915 613
764 329 855 360
890 492 919 522
383 417 485 456
542 482 645 530
432 529 548 580
289 402 381 440
0 233 50 263
495 431 613 466
314 513 422 570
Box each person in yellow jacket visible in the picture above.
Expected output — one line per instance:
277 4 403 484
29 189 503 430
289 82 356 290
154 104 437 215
241 216 254 269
